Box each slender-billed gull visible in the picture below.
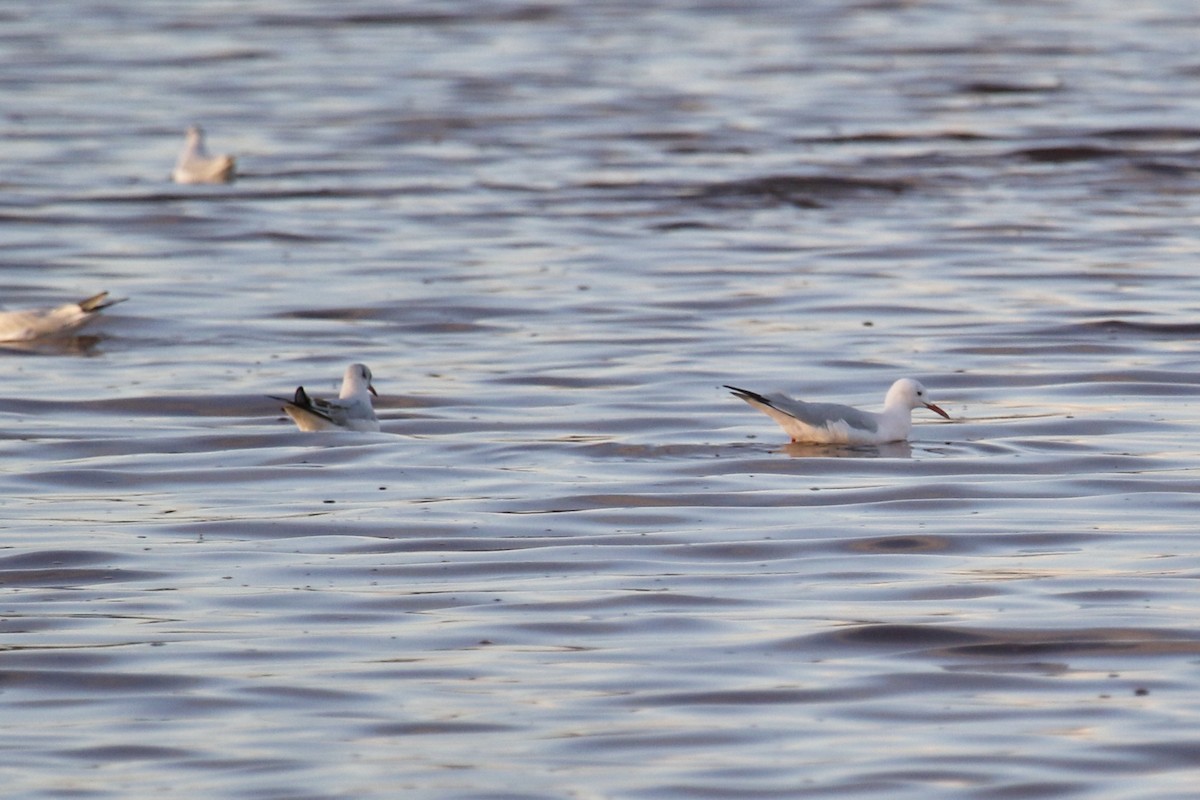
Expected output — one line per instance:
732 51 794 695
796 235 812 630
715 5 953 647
0 291 126 342
271 363 380 432
172 125 235 184
726 378 950 445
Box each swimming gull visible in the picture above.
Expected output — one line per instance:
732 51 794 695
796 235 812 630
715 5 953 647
271 363 380 432
726 378 950 444
0 291 126 342
172 125 236 184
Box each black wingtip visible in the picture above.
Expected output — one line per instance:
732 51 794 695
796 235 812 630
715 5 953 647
269 385 338 426
78 292 128 313
268 386 313 411
725 384 773 406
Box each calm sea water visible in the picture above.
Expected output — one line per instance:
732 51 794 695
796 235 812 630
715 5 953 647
4 1 1200 798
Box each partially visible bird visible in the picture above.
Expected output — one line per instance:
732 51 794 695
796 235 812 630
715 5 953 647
726 378 950 445
271 363 380 432
171 125 235 184
0 291 126 342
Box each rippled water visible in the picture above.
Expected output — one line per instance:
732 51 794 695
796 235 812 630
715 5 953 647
5 1 1200 798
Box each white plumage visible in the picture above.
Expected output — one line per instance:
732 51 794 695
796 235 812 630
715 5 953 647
271 364 380 432
727 378 950 444
0 291 125 342
172 125 235 184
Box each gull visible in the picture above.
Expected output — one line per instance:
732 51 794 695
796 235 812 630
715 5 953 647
726 378 950 445
271 363 380 432
172 125 235 184
0 291 126 342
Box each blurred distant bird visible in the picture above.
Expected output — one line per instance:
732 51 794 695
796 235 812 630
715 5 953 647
172 125 235 184
0 291 126 342
726 377 950 445
271 363 380 432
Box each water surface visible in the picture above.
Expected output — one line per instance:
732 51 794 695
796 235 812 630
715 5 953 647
4 1 1200 798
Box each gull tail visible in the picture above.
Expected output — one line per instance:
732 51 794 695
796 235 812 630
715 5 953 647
269 386 335 426
268 387 313 406
78 292 127 313
725 384 777 409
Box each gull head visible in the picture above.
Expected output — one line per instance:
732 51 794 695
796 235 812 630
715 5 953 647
342 363 378 398
887 378 950 419
181 125 211 158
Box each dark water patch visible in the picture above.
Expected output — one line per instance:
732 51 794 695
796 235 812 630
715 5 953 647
494 483 1050 514
150 518 381 542
946 341 1140 358
805 301 959 318
0 551 163 588
0 549 123 570
58 744 195 761
17 465 358 493
802 623 988 655
0 334 107 356
253 4 561 29
845 535 952 554
899 584 1011 602
517 590 750 614
1010 145 1123 163
1052 590 1156 604
239 684 368 704
646 539 819 563
279 303 527 325
1099 740 1200 771
842 530 1100 556
122 48 274 67
75 185 445 204
368 720 519 736
650 219 722 232
512 614 725 640
1075 319 1200 338
0 394 266 419
1130 159 1200 178
629 686 856 709
1096 126 1200 141
356 556 638 582
0 668 200 693
0 567 164 588
3 431 371 466
943 630 1200 660
337 531 682 555
802 623 1200 661
943 661 1070 676
803 130 992 145
959 79 1063 94
693 174 910 209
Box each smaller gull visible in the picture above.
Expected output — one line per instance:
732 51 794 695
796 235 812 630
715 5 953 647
172 125 236 184
0 291 126 342
271 363 380 432
726 377 950 445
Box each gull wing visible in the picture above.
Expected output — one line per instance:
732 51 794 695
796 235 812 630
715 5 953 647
270 386 379 432
725 385 879 434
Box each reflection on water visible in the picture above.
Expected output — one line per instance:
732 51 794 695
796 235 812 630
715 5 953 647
781 440 915 459
5 1 1200 798
0 334 107 356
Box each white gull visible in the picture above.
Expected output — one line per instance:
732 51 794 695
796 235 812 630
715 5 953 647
172 125 236 184
271 363 380 432
726 378 950 445
0 291 126 342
